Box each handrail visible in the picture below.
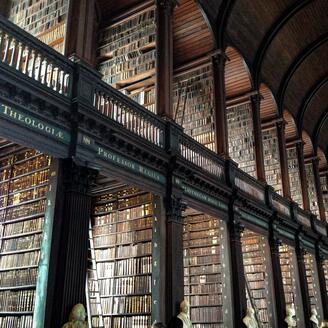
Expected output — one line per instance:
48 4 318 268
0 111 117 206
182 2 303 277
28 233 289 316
272 192 290 217
94 80 165 148
0 15 73 97
179 133 225 179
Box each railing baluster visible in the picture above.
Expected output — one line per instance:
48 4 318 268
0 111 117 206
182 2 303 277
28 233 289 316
2 34 10 62
16 42 23 71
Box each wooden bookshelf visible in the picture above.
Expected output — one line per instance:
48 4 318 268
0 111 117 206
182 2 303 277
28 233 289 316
279 244 305 326
287 147 303 208
173 63 215 151
320 175 328 219
305 163 320 218
262 126 282 195
241 229 275 328
97 4 157 114
304 252 324 321
88 187 154 328
323 260 328 298
0 144 51 328
183 211 224 327
8 0 69 54
227 102 256 178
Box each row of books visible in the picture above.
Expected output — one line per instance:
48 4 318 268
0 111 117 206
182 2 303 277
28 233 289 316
184 213 223 326
94 242 152 260
1 233 42 252
0 150 39 168
94 256 152 278
173 64 215 151
1 217 44 237
0 290 35 312
0 315 33 328
0 250 40 269
304 253 319 310
93 275 151 295
0 199 45 222
227 103 256 177
321 176 328 218
305 163 320 217
0 268 38 288
241 230 270 326
262 127 282 194
109 315 151 328
10 155 50 178
94 229 152 248
0 170 49 195
0 185 48 208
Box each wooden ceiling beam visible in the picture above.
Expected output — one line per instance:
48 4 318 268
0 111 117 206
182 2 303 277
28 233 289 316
297 75 328 132
253 0 312 89
277 32 328 115
312 107 328 151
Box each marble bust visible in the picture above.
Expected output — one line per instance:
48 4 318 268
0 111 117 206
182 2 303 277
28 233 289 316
284 304 297 328
243 307 258 328
177 300 192 328
310 308 319 328
320 321 328 328
62 303 87 328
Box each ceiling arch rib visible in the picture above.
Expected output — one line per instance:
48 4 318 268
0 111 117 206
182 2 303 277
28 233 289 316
283 110 298 141
313 109 328 151
297 75 328 132
253 0 313 88
278 32 328 114
302 131 314 158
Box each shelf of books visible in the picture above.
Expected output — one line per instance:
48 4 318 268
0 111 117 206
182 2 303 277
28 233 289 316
183 209 232 328
305 163 320 218
304 252 324 322
97 3 157 113
8 0 70 54
279 244 305 326
262 126 282 195
87 187 154 328
287 147 303 208
323 260 328 298
320 175 328 219
227 102 256 178
0 140 51 327
241 229 276 328
173 63 215 151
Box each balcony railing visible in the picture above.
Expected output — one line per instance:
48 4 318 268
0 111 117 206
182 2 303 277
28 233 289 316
0 15 73 97
94 81 165 148
179 133 225 180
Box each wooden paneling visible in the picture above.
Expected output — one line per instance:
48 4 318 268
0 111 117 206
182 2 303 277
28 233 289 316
225 47 252 98
173 0 214 66
302 131 314 158
259 83 278 121
283 110 298 141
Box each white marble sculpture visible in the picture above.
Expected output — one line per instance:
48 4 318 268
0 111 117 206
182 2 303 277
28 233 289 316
320 321 328 328
310 309 319 328
177 300 192 328
242 307 259 328
284 304 297 328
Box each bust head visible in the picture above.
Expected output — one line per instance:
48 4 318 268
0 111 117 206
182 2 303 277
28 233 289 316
180 300 189 314
68 304 86 322
246 307 255 317
286 305 296 317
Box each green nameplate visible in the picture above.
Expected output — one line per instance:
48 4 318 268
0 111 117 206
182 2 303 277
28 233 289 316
0 104 70 143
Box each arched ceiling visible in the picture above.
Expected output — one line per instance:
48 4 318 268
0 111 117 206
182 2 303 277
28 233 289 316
95 0 328 156
220 0 328 156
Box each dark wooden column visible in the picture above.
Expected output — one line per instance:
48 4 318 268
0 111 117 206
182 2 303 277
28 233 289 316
296 141 310 211
295 240 311 327
269 232 287 327
250 94 266 182
316 248 328 320
65 0 98 66
47 159 97 327
156 0 177 118
276 120 291 199
165 196 186 322
312 158 326 222
229 208 247 328
212 51 229 156
0 1 9 16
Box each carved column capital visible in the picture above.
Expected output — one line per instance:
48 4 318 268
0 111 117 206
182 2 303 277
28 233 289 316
157 0 179 13
270 236 282 254
63 160 98 194
166 196 187 224
230 220 245 241
250 93 262 106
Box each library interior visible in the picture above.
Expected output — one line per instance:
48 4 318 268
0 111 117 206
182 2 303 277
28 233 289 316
0 0 328 327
